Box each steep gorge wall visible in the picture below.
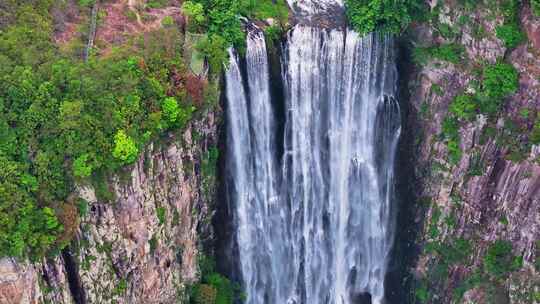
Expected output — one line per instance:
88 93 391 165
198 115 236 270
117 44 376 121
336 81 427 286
403 2 540 303
0 106 221 304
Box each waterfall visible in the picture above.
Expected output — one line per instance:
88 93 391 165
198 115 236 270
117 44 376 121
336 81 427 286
225 23 400 304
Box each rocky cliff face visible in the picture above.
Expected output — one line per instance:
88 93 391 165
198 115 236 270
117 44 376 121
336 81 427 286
403 1 540 303
0 106 221 304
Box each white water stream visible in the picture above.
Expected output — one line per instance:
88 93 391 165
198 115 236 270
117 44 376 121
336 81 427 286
225 7 401 304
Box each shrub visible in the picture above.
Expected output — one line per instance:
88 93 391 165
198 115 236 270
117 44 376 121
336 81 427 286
156 207 166 225
264 25 282 48
442 117 463 164
207 273 234 304
415 281 430 303
533 0 540 17
447 140 463 164
196 34 229 73
0 3 199 259
241 0 289 24
413 44 464 65
496 23 525 48
494 0 525 48
112 130 139 164
182 1 206 30
442 117 460 141
73 154 93 178
160 97 194 129
483 62 519 97
345 0 426 35
161 16 175 27
484 240 520 279
162 97 181 125
449 94 477 120
114 278 128 295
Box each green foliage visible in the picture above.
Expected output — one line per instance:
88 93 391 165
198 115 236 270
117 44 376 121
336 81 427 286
149 234 158 254
162 97 194 129
241 0 289 24
442 117 463 164
186 0 288 72
468 151 484 176
449 94 477 120
264 25 283 49
73 154 93 178
78 0 95 7
533 0 540 17
0 152 63 258
477 62 519 114
496 23 525 48
415 280 430 303
191 255 241 304
77 199 89 217
161 16 175 27
413 43 465 65
483 62 519 98
182 1 206 26
156 207 166 225
494 0 525 48
0 4 200 259
484 240 521 279
458 0 479 11
113 130 139 164
344 0 426 35
114 278 128 295
147 0 168 9
196 34 229 73
162 97 181 125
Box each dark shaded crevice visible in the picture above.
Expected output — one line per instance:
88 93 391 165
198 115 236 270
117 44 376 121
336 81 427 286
198 74 228 263
213 70 244 288
62 247 86 304
267 37 287 166
384 35 423 304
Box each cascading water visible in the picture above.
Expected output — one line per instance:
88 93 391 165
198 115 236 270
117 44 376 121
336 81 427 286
225 8 401 304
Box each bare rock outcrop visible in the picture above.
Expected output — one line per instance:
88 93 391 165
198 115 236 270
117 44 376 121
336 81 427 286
0 107 220 304
405 2 540 303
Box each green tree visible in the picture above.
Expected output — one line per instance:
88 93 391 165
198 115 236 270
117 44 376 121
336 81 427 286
449 94 477 120
345 0 425 35
0 155 62 258
162 97 181 125
496 23 525 49
112 130 139 164
483 62 519 99
182 1 206 24
73 154 93 178
484 240 521 279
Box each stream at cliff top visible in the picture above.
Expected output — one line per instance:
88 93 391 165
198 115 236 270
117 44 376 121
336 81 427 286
224 3 401 303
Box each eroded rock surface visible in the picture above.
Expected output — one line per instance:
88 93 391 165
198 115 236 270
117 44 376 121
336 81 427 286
0 107 220 304
404 2 540 303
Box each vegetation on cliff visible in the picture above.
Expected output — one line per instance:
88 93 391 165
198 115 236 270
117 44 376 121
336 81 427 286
0 1 208 259
344 0 426 34
408 0 539 303
182 0 288 71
